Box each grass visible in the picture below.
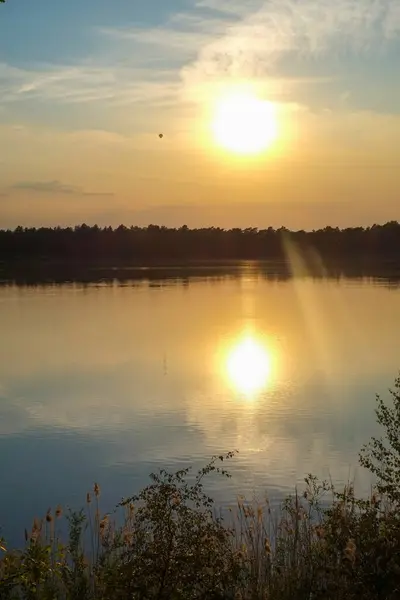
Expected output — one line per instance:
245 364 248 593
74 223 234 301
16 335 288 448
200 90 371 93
2 378 400 599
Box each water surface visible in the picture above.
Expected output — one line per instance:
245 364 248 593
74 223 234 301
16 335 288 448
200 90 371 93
0 264 399 545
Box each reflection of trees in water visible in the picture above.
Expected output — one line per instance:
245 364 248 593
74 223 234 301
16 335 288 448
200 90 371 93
0 262 399 289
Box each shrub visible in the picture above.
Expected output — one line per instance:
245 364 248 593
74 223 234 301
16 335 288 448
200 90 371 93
360 374 400 504
97 452 241 599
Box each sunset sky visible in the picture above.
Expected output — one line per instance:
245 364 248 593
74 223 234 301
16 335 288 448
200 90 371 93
1 0 399 229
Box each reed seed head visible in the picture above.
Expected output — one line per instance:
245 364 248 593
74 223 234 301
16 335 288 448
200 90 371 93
345 538 356 563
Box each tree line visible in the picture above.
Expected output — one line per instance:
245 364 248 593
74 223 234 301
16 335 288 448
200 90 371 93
0 221 399 264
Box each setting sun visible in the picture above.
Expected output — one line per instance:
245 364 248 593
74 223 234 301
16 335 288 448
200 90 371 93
225 334 272 396
212 90 278 155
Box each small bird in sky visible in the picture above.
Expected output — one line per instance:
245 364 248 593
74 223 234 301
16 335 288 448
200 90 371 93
159 133 163 139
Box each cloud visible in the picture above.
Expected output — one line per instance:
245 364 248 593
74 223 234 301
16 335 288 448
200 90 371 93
99 24 218 55
0 0 399 123
1 0 399 115
181 0 400 100
84 1 400 112
198 0 400 41
12 180 82 194
83 191 115 197
0 62 180 107
11 180 114 197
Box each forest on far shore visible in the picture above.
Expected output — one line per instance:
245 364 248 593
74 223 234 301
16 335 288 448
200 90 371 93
0 221 399 265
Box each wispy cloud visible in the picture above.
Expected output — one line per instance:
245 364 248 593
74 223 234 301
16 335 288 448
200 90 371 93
90 0 400 111
11 180 114 197
99 20 222 55
82 191 115 198
0 62 180 107
198 0 400 39
181 0 400 99
1 0 399 115
12 180 82 195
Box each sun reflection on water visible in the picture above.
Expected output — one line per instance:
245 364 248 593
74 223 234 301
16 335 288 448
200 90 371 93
224 333 273 398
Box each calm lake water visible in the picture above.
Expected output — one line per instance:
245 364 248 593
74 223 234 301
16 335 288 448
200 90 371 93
0 264 399 545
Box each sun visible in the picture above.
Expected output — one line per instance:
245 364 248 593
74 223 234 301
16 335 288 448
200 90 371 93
212 90 278 155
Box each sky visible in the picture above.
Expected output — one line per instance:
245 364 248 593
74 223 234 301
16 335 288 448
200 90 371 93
0 0 399 230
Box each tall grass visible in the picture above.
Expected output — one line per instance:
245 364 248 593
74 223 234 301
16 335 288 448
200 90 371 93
1 469 399 599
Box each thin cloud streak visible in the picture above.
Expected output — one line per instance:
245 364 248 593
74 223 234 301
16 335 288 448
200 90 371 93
12 180 82 195
0 62 180 107
10 180 114 197
83 192 115 197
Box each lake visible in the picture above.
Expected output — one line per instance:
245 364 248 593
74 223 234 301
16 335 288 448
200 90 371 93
0 263 399 546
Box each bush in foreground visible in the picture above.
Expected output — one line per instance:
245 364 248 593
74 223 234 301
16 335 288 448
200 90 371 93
2 379 400 599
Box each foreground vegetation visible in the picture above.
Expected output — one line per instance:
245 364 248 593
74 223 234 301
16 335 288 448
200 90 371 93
1 377 400 599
